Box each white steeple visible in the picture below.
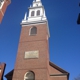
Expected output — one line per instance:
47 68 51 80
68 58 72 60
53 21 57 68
21 0 50 37
21 0 47 24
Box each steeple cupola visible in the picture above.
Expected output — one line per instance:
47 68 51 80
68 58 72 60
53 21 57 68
21 0 47 24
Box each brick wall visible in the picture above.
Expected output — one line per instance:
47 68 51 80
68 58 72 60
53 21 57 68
13 23 50 80
0 63 6 80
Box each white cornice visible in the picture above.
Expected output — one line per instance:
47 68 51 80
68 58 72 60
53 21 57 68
21 20 50 38
28 6 44 9
21 20 47 25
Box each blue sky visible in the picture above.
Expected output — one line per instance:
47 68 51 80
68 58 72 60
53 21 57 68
0 0 80 80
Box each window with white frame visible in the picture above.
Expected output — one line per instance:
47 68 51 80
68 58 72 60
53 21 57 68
37 10 40 16
31 11 35 16
30 27 37 35
0 0 4 9
24 71 35 80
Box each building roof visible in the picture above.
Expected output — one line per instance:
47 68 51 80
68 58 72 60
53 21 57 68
5 61 69 80
5 69 14 78
49 61 69 80
49 61 69 73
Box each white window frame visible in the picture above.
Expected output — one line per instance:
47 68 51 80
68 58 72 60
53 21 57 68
0 0 5 9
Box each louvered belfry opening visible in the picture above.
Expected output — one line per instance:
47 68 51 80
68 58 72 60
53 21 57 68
37 10 40 16
31 11 35 16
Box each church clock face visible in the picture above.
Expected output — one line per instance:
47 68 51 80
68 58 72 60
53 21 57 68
0 0 4 9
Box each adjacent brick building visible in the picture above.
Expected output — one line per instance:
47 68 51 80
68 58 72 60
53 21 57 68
0 63 6 80
0 0 11 23
5 0 69 80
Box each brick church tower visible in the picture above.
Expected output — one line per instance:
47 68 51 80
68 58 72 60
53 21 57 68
13 0 50 80
0 0 10 23
5 0 69 80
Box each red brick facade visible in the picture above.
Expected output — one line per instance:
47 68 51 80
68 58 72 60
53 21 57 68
12 23 50 80
0 63 6 80
0 0 11 23
5 21 69 80
5 22 69 80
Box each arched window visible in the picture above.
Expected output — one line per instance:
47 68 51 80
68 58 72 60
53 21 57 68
24 71 35 80
31 11 35 16
37 10 40 16
30 27 37 35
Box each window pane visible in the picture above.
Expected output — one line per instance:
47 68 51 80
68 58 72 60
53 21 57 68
31 11 35 16
25 71 35 80
37 10 40 16
30 27 37 35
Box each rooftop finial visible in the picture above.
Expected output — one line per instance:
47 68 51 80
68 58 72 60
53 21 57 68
24 12 27 20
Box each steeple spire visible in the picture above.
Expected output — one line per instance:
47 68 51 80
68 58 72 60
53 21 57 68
21 0 47 24
21 0 49 37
